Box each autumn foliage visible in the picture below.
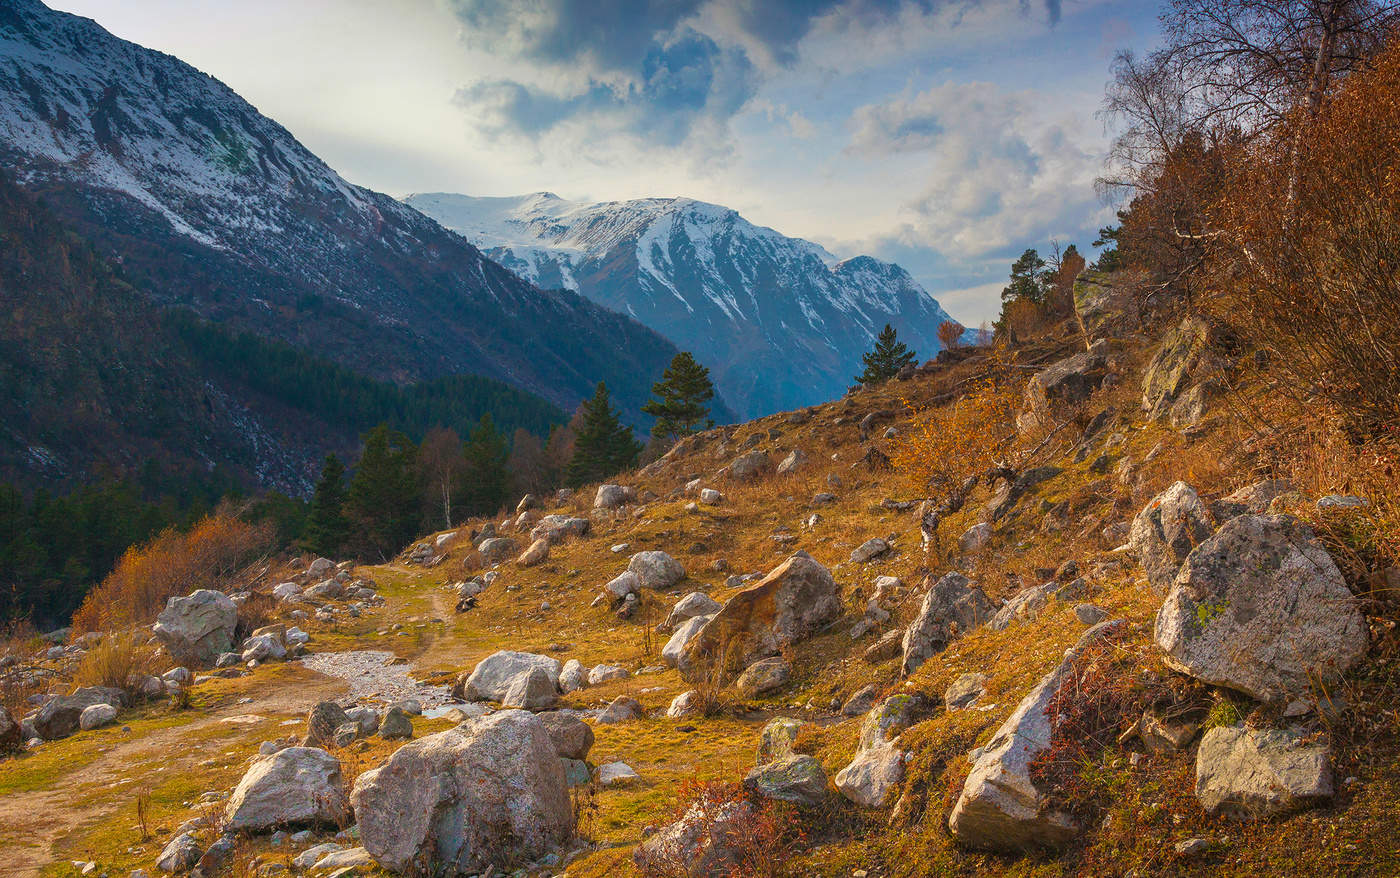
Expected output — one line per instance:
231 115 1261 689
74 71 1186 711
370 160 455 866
71 513 271 634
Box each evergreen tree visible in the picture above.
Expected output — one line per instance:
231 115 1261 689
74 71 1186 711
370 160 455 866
301 454 349 556
641 351 716 442
1001 248 1050 304
346 425 420 560
456 414 509 517
566 382 642 487
854 324 918 385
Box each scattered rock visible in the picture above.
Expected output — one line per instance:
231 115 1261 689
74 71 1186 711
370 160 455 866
834 745 905 808
735 657 791 697
78 702 117 731
516 538 550 567
597 761 641 786
1130 481 1216 594
379 707 413 740
729 451 770 482
745 755 828 807
557 659 587 694
1155 514 1368 701
155 833 201 873
477 537 518 563
588 664 630 686
501 667 560 712
291 843 343 870
850 538 891 564
595 484 634 509
665 592 723 630
537 712 594 760
958 523 992 554
352 711 571 875
304 701 350 748
633 798 753 877
943 673 989 711
629 551 686 590
756 717 804 765
597 696 645 724
224 747 348 832
1017 341 1108 433
34 687 123 741
842 684 879 717
152 589 238 667
901 573 995 676
948 620 1126 850
667 690 703 719
699 489 724 505
1074 604 1107 625
680 552 840 684
460 651 562 702
663 614 713 668
1195 725 1333 817
776 449 807 475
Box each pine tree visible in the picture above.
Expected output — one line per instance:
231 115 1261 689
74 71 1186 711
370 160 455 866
566 382 642 487
1001 248 1050 304
641 351 716 442
456 413 509 517
301 454 349 556
346 425 420 560
854 324 918 385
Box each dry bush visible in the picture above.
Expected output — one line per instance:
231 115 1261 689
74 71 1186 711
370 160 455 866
234 591 277 642
638 778 805 878
72 631 157 695
71 514 272 634
1001 297 1046 343
937 320 965 350
1210 38 1400 438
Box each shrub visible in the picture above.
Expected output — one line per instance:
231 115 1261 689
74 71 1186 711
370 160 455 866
638 778 805 878
1211 38 1400 437
72 631 157 695
71 514 271 634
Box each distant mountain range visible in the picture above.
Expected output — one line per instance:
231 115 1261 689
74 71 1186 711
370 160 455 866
0 0 688 487
407 192 963 417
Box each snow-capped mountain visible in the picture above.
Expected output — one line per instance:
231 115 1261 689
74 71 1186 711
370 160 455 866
406 192 964 417
0 0 681 426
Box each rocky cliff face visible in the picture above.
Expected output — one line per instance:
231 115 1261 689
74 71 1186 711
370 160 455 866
406 192 963 418
0 0 681 423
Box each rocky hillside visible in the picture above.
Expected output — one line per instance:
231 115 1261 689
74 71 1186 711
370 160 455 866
0 276 1395 877
407 192 962 419
0 0 683 424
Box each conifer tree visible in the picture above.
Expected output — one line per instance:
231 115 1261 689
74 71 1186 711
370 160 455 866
456 413 509 517
346 425 420 560
566 382 642 487
642 351 716 442
301 454 349 556
854 324 917 385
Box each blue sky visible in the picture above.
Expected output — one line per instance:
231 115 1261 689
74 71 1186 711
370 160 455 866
50 0 1161 324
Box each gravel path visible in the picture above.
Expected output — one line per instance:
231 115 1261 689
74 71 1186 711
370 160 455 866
298 650 454 708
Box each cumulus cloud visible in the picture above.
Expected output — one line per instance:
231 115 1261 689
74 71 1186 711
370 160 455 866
848 80 1106 259
443 0 1063 150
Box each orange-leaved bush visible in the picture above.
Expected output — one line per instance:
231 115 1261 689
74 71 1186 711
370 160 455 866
71 513 271 634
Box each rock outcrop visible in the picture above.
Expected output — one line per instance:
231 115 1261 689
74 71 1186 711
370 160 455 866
1195 725 1333 817
1129 481 1216 594
901 573 995 676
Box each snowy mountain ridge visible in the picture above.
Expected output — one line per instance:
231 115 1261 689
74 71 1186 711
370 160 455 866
406 191 963 417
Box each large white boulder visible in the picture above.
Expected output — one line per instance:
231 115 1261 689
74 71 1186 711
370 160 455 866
948 621 1125 850
501 667 560 712
1155 514 1367 701
665 592 723 630
224 747 348 832
461 651 562 702
152 589 238 666
1195 725 1333 816
662 614 713 668
594 484 633 509
628 551 686 590
351 711 572 874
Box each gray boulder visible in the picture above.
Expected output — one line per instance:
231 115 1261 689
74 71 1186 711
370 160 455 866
1129 481 1216 594
516 538 550 567
667 690 703 719
152 589 237 667
0 706 21 753
944 673 988 711
1017 341 1108 433
834 745 905 808
729 450 769 482
532 515 590 545
1195 725 1333 817
1142 315 1215 420
756 717 804 765
662 614 713 668
379 707 413 740
352 711 571 874
948 620 1125 850
224 747 348 831
597 696 645 724
744 755 828 807
477 537 518 563
461 651 562 702
680 552 840 684
629 551 686 590
665 592 723 630
588 664 630 685
594 484 633 509
34 687 123 741
304 701 349 748
633 798 753 877
78 702 117 731
734 657 790 698
958 522 992 554
537 711 594 760
557 659 587 694
1155 514 1367 701
859 695 923 750
900 573 995 676
155 833 201 873
501 667 559 712
850 538 891 564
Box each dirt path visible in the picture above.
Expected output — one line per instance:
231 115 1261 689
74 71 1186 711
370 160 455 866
0 669 345 877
